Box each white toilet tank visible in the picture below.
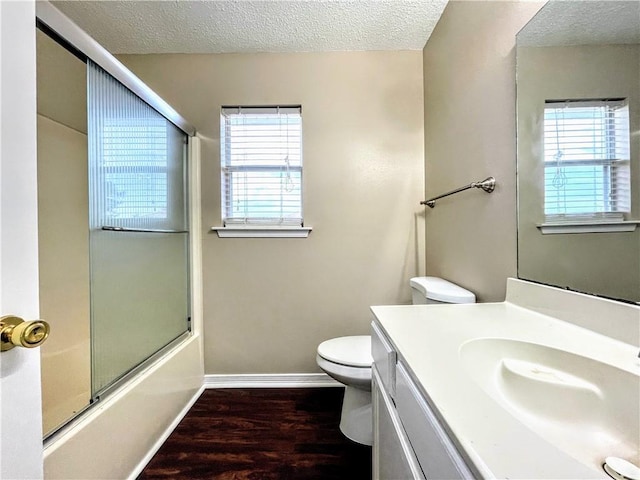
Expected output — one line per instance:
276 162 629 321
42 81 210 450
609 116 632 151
410 276 475 305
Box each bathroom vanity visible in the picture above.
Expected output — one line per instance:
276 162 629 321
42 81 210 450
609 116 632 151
370 278 640 479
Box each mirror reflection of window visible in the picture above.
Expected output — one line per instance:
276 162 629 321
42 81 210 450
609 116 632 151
543 99 630 221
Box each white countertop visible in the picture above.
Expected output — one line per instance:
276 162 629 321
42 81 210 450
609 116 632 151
371 299 640 480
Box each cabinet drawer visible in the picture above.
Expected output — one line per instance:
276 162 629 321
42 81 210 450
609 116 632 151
371 321 396 398
395 363 474 480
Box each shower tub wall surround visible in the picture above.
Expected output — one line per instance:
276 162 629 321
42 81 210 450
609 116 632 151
371 278 640 480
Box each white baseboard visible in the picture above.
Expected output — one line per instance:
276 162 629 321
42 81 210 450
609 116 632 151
128 385 205 480
204 373 342 389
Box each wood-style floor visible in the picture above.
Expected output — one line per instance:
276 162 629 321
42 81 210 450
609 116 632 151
138 388 372 480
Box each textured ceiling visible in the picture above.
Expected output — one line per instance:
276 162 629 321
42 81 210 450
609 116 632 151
518 1 640 47
50 0 449 54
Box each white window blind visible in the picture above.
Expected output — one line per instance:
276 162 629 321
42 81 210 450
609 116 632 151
220 106 302 226
543 99 630 220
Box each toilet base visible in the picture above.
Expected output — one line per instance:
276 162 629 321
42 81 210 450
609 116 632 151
339 386 372 446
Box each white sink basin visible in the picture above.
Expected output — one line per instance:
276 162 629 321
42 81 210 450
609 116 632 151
460 338 639 473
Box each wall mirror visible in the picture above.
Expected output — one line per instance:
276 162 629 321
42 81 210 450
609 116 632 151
516 0 640 304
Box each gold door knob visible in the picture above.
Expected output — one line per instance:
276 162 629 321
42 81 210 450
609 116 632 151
0 315 50 351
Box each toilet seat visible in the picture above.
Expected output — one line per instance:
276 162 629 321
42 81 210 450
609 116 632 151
317 336 372 367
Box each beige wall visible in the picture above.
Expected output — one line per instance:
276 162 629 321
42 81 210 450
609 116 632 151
118 51 425 374
422 1 544 302
517 45 640 303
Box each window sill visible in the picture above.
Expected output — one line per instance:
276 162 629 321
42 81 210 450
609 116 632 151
536 220 640 234
211 226 313 238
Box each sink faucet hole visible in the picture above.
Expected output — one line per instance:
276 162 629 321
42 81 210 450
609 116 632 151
603 457 640 480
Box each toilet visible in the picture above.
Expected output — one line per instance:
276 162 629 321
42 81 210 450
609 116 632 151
316 276 476 446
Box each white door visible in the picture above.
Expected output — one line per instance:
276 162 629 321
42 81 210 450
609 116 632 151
0 1 45 479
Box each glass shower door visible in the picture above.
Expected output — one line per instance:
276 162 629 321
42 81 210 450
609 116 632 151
87 60 190 396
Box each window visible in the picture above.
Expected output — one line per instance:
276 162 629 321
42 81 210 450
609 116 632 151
543 99 630 221
220 106 303 227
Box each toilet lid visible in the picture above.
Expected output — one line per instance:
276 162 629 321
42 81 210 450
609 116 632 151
317 336 372 367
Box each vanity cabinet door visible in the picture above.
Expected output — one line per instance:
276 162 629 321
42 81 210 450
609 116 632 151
373 367 425 480
395 363 474 480
371 321 397 398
